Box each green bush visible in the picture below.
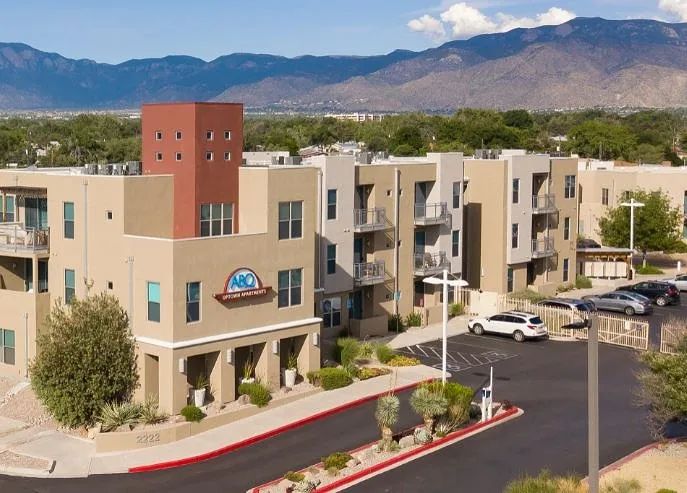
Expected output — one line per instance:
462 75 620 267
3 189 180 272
306 370 320 386
441 382 474 424
180 405 204 423
504 470 583 493
388 313 405 332
238 381 272 407
449 302 465 317
284 471 305 483
405 312 422 327
387 355 420 366
635 264 664 275
509 289 546 302
318 367 353 390
655 489 678 493
375 344 395 364
321 451 353 471
575 275 593 289
358 342 374 359
98 401 141 432
30 293 138 428
140 395 168 425
557 283 574 293
358 367 391 380
336 337 361 366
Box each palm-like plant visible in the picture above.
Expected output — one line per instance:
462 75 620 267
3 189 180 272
410 387 448 433
375 394 400 450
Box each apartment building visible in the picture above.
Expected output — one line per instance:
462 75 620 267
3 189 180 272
463 150 578 294
0 102 321 414
578 164 687 243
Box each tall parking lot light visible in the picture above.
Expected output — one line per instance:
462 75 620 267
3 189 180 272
587 313 599 493
620 198 644 272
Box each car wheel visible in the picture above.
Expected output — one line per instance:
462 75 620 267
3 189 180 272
513 330 525 343
624 306 635 316
656 296 667 307
473 323 485 335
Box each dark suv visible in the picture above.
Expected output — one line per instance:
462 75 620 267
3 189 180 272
618 281 680 306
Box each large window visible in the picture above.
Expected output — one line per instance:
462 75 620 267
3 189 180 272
564 217 571 240
278 201 303 240
327 189 337 220
564 175 576 199
2 195 15 222
278 268 302 308
147 282 160 322
322 298 341 328
511 223 519 249
507 268 514 293
186 282 200 323
64 269 75 304
326 244 336 275
452 182 461 208
452 230 460 257
512 178 520 204
563 258 570 283
63 202 74 239
0 329 14 365
601 188 609 206
200 203 233 237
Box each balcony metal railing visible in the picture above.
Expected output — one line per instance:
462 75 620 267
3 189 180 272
413 251 450 276
532 194 557 214
353 208 387 232
354 261 386 286
531 237 556 258
414 202 451 226
0 224 50 253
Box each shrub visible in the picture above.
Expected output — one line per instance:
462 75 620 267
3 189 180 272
387 355 421 367
449 302 465 317
388 313 405 332
375 344 395 364
358 342 374 360
636 264 664 275
30 293 138 428
375 394 400 450
434 416 457 437
284 471 305 483
442 382 474 424
575 275 593 289
306 370 320 386
336 337 361 366
98 401 141 432
557 283 574 293
321 451 353 471
238 381 272 407
318 367 353 390
410 387 448 432
509 289 546 303
180 405 204 423
358 367 391 380
655 489 678 493
405 311 422 327
140 394 168 425
413 427 432 445
505 470 584 493
601 478 641 493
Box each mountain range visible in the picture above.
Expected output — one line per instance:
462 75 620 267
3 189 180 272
2 17 687 111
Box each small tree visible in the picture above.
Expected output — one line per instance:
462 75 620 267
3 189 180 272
30 293 138 428
410 386 448 433
375 394 400 451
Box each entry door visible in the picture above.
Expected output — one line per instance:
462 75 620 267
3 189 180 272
350 290 363 320
354 238 364 264
24 198 48 229
414 183 428 217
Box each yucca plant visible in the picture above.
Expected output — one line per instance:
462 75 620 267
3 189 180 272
375 394 400 450
99 401 141 432
139 394 168 425
410 386 448 433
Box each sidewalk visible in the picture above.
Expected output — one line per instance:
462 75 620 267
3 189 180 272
376 315 469 350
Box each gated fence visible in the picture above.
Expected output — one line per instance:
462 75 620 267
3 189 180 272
660 321 687 355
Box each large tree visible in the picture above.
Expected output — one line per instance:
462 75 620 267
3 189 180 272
30 293 138 428
598 189 684 258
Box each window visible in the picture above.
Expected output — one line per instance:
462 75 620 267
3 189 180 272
511 223 519 249
564 175 576 199
452 181 461 208
564 217 571 241
224 151 231 161
507 268 514 293
327 189 337 220
186 282 200 323
64 269 75 304
278 268 302 308
452 230 460 257
326 244 336 275
512 178 520 204
224 130 231 140
155 152 163 162
175 130 182 140
206 151 214 161
106 210 113 220
200 203 233 237
63 202 74 239
206 130 214 141
0 329 14 365
107 281 114 290
278 201 303 240
147 282 160 322
3 195 14 222
623 190 632 201
322 298 341 328
175 152 182 162
155 131 162 141
601 188 609 206
563 258 570 283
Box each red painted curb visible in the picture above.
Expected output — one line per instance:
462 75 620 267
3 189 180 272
128 378 430 473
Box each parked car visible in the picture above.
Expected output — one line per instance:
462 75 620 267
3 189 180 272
582 291 653 316
617 281 680 306
468 311 548 342
667 274 687 292
536 298 596 312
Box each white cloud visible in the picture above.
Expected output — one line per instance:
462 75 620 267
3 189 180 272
658 0 687 21
408 3 576 41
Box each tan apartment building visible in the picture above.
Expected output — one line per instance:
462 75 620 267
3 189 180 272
0 103 321 414
463 150 579 294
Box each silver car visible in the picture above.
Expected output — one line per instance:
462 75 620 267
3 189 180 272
668 274 687 292
582 291 652 316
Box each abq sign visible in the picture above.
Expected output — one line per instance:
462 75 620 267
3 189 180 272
214 268 270 302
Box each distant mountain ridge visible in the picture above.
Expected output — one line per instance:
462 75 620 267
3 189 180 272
2 17 687 111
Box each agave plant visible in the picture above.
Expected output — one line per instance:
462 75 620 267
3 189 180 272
410 387 448 433
139 394 169 425
99 401 141 432
375 394 400 450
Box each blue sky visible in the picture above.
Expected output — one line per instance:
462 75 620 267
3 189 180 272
3 1 684 63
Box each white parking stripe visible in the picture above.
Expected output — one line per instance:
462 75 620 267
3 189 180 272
415 345 429 357
429 347 442 359
405 346 415 355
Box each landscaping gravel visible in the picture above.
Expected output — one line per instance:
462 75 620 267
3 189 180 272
601 442 687 492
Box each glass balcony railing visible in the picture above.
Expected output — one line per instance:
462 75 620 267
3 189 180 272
531 238 555 258
353 208 387 232
414 202 451 226
0 224 50 253
413 251 450 276
532 194 557 214
354 261 386 286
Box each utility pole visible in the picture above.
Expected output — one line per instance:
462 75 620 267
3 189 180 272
587 313 599 493
620 198 645 272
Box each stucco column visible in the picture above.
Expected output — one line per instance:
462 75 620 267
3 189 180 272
31 257 38 293
259 338 281 391
157 350 187 414
219 349 236 403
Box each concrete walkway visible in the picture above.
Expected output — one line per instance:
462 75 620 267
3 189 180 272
375 315 469 349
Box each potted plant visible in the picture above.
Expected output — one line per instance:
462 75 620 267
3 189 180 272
285 353 298 388
193 373 208 407
241 360 255 384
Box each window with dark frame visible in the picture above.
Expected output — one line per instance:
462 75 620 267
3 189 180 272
452 181 461 208
327 189 337 220
564 175 576 199
452 230 460 257
64 269 76 304
326 244 336 275
0 329 14 365
186 282 200 323
206 130 214 141
512 178 520 204
602 188 609 206
322 298 341 328
200 203 233 237
147 282 160 322
63 202 74 239
278 201 303 240
224 130 231 140
563 258 570 282
155 131 162 140
175 130 182 140
507 268 514 293
511 223 519 249
564 217 571 240
278 268 302 308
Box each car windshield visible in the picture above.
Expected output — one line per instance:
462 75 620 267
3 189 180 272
574 303 593 311
528 316 544 324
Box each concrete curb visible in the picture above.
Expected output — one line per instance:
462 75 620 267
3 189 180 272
0 454 55 478
128 378 431 474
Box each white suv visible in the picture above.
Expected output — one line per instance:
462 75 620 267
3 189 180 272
468 311 548 342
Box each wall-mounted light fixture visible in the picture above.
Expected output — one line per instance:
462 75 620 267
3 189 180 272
271 340 279 355
312 333 320 347
226 348 235 364
178 357 187 374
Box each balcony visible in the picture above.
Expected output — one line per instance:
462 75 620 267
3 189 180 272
354 261 386 286
414 203 451 226
0 224 49 254
532 194 557 214
531 238 556 258
413 251 450 276
353 208 387 233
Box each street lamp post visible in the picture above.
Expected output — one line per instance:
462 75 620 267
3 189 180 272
587 313 599 493
620 198 644 274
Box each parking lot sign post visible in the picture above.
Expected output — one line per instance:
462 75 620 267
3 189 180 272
588 314 599 493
